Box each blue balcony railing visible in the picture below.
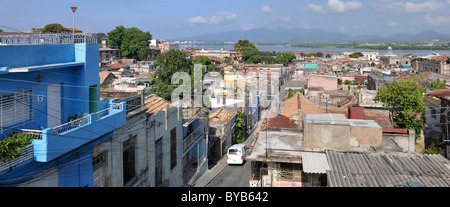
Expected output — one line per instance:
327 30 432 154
8 102 127 164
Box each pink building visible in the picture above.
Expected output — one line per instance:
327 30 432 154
307 74 337 91
306 74 338 104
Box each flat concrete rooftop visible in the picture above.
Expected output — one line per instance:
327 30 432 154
304 113 382 129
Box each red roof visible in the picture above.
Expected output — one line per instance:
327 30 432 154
348 107 366 120
382 128 407 134
110 63 125 69
429 89 450 99
261 114 298 130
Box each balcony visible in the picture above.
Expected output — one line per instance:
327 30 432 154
0 102 126 169
0 33 98 45
183 124 204 153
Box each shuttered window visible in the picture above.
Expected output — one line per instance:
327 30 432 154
0 90 32 131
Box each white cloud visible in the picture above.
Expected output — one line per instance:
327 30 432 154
308 0 362 14
261 5 273 13
425 14 450 25
371 0 449 13
186 12 237 25
210 12 237 24
307 4 326 13
241 23 256 31
275 16 291 22
388 21 399 26
186 16 208 24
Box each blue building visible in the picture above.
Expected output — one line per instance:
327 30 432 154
0 33 126 186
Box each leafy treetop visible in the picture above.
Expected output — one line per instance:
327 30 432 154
41 23 69 33
374 78 425 140
107 26 152 61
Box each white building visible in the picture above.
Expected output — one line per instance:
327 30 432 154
150 39 179 54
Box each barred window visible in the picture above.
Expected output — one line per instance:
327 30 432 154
0 90 33 131
170 127 177 170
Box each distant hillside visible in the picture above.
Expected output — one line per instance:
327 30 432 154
173 28 450 44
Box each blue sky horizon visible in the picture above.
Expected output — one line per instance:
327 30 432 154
1 0 450 40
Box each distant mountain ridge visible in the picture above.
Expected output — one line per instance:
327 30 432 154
172 28 450 44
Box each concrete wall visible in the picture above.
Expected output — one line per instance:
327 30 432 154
93 105 184 187
303 124 350 149
350 127 382 147
304 123 382 149
307 75 337 91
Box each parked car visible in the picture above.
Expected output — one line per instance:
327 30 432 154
227 144 247 165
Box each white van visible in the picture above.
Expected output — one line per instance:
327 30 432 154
227 144 247 165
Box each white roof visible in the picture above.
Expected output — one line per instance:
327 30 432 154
301 152 330 174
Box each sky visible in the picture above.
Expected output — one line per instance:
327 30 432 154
1 0 450 40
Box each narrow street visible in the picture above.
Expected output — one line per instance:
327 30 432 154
198 78 289 187
206 160 251 187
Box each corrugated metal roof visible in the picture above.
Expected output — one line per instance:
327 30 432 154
326 150 450 187
301 152 330 174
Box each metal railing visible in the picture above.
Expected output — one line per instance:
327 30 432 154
120 94 142 113
53 103 120 135
19 129 43 140
183 125 204 153
52 115 90 134
0 33 98 45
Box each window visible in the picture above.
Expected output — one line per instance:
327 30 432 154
93 151 107 170
0 90 32 131
228 149 241 155
170 127 177 170
155 137 163 186
123 136 136 186
93 151 107 187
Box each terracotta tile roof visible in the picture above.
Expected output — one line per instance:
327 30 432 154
338 95 354 107
144 96 171 114
339 58 352 63
283 93 325 118
353 76 367 85
99 71 116 85
431 56 450 62
261 114 298 130
428 89 450 100
110 63 125 69
209 108 235 125
65 28 83 33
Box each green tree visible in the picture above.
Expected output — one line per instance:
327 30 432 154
107 26 152 60
235 110 245 144
274 54 289 66
107 25 126 48
150 50 194 101
428 78 447 90
242 46 261 63
194 56 212 66
374 78 425 140
349 52 364 58
234 39 255 52
281 52 296 63
224 56 233 65
41 23 69 33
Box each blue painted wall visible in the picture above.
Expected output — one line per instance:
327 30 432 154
0 43 126 186
0 44 75 68
0 43 101 136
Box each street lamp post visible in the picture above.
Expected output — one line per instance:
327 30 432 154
70 6 77 43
